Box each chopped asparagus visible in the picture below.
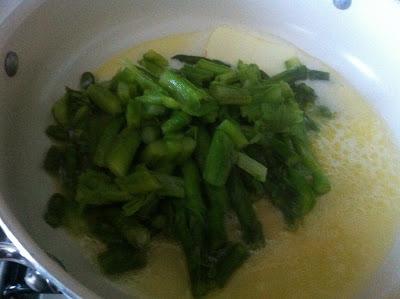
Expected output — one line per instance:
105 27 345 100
43 49 333 297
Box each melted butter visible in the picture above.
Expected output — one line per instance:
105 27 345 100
94 27 400 299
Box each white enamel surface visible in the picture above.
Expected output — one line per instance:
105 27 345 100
1 1 400 298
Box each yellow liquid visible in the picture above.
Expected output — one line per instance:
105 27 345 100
93 27 400 299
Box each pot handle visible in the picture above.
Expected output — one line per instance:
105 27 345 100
0 241 59 293
0 241 33 267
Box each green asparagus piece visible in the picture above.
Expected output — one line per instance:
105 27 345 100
214 70 240 85
236 152 267 182
80 72 95 90
206 184 229 250
237 61 262 87
214 242 249 287
196 58 230 75
210 83 252 105
228 168 265 248
291 134 331 195
60 145 78 194
43 193 68 228
181 64 215 87
151 214 166 230
43 146 64 174
161 111 192 134
98 245 147 274
85 208 125 244
116 168 161 194
268 65 308 83
93 117 125 167
140 140 168 165
122 195 149 216
116 81 131 106
52 95 69 126
139 49 168 77
284 57 302 70
45 125 69 141
204 130 236 186
308 69 330 80
218 120 249 149
179 137 197 163
133 193 160 220
194 126 211 170
172 54 230 67
164 134 184 161
182 160 206 220
159 70 208 116
126 98 142 128
182 161 211 296
136 90 181 109
123 63 163 91
76 170 130 205
114 216 151 248
318 105 334 118
154 173 185 198
141 126 161 144
106 127 141 176
71 105 90 127
87 84 122 115
142 103 167 118
172 198 210 296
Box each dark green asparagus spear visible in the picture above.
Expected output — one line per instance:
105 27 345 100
116 81 131 106
210 83 252 105
126 98 142 128
161 111 192 134
206 184 229 250
308 70 330 80
52 95 70 126
116 168 161 194
80 72 95 90
113 216 151 248
194 126 211 170
87 84 122 115
214 242 249 287
43 146 64 174
43 193 68 228
236 152 267 182
182 160 206 221
139 50 168 77
136 90 181 109
45 125 69 142
98 245 147 274
106 126 141 176
181 64 215 87
227 168 265 248
218 119 249 149
76 170 130 205
93 117 125 167
195 58 230 75
154 173 185 198
159 70 208 116
172 54 230 67
204 130 236 186
141 126 161 144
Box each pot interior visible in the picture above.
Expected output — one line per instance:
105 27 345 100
1 1 400 298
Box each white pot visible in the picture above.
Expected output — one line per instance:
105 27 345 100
1 1 400 298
